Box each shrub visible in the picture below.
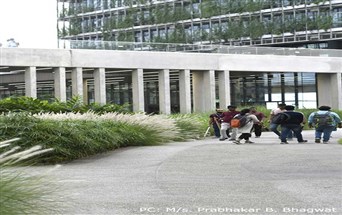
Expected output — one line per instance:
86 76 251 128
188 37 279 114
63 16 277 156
0 96 130 114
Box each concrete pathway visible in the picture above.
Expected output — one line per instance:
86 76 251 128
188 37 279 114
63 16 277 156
32 129 342 215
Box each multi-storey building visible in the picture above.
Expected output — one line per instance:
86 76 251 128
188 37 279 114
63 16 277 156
57 0 342 49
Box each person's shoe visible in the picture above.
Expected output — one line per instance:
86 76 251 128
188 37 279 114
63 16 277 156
298 140 308 144
255 136 260 138
315 139 321 143
245 140 254 144
323 141 329 144
234 140 241 144
219 138 226 141
228 138 236 141
280 142 288 144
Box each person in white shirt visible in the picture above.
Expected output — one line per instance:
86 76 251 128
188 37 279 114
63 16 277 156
269 103 286 137
234 108 260 144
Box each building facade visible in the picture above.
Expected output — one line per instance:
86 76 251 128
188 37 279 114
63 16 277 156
0 47 341 113
57 0 342 49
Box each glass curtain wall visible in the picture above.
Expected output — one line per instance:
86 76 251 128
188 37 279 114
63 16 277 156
230 72 317 108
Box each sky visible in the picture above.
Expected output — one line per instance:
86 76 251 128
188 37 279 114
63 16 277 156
0 0 58 49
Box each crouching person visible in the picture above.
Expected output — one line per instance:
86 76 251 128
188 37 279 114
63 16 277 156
234 108 260 144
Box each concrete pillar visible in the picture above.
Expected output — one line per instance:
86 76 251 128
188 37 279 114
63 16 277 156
192 70 216 112
336 73 342 110
71 67 83 99
317 73 342 109
83 79 88 104
179 69 191 114
159 69 171 114
94 68 106 105
132 68 145 112
54 67 66 102
218 70 230 109
25 66 37 98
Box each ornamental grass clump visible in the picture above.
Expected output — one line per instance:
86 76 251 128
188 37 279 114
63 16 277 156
0 139 60 215
169 113 208 140
0 112 185 163
35 111 181 141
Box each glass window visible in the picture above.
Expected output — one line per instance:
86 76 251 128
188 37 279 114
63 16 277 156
230 72 317 108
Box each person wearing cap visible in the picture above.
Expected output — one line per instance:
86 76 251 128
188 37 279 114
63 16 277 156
280 105 307 144
219 105 240 141
209 109 224 138
307 106 342 144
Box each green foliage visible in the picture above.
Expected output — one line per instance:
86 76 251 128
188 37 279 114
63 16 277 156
0 96 130 114
62 0 336 43
0 111 203 164
169 113 208 140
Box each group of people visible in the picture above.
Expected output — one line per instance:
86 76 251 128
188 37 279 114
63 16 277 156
209 104 342 144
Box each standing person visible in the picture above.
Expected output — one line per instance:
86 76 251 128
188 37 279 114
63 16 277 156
270 103 294 140
280 105 307 144
269 103 286 137
250 107 266 138
219 105 240 141
234 108 260 144
209 109 223 138
308 106 342 144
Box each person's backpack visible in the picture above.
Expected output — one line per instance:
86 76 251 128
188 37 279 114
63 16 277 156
271 112 291 124
313 112 334 126
230 114 249 128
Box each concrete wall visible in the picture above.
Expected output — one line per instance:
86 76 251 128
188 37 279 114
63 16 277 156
1 48 341 73
1 48 342 110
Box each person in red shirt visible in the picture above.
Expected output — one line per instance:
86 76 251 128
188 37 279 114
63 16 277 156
219 105 240 141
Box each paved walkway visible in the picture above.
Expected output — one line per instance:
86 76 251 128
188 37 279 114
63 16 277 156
32 129 342 215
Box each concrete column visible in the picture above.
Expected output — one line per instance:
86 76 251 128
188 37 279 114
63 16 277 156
159 69 171 114
25 66 37 98
94 68 106 105
317 73 342 109
54 67 66 102
218 70 230 109
83 79 88 104
336 73 342 109
71 67 83 99
192 70 216 112
132 68 145 112
179 69 191 114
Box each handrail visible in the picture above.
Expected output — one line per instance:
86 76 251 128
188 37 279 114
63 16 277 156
58 40 342 57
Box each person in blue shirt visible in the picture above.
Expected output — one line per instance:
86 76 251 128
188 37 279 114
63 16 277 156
209 109 223 138
308 106 342 144
280 105 307 144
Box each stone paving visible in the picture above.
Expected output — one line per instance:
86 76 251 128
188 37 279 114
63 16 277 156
32 129 342 215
